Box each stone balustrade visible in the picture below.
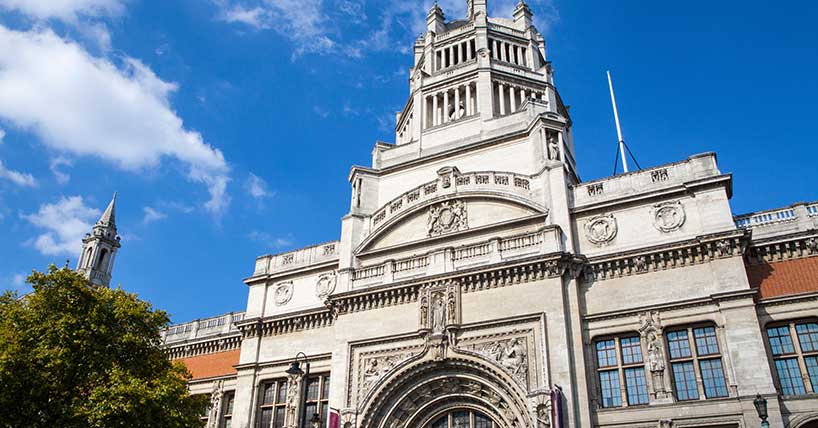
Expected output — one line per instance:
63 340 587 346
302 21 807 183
733 202 818 240
161 311 245 344
252 241 340 276
351 228 558 288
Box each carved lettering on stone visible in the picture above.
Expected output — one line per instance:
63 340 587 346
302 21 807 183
653 201 685 233
315 272 337 299
274 281 294 306
584 214 617 245
427 200 468 237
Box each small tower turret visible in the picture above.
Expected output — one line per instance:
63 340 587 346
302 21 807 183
77 193 121 287
513 0 533 30
426 2 445 34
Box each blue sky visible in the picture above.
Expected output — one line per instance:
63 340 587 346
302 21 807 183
0 0 816 324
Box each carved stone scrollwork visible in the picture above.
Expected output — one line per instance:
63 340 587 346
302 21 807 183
315 272 337 299
638 311 672 402
584 214 617 245
427 200 468 237
274 281 294 306
653 201 685 233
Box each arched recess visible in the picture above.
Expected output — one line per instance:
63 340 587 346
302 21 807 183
789 414 818 428
357 354 532 428
357 192 549 254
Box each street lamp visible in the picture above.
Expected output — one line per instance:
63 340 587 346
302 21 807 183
753 394 769 428
287 352 311 428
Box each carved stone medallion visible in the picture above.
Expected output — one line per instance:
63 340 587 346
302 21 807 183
315 272 337 299
274 281 294 306
653 201 685 233
427 200 468 237
584 214 617 245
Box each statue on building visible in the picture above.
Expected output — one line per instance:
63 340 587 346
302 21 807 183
432 293 446 333
547 136 560 161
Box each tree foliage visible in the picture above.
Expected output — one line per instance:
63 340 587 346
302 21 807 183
0 266 206 428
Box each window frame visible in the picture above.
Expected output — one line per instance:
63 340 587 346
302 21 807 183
221 391 235 428
427 409 496 428
257 379 289 428
665 324 730 401
303 374 331 428
765 319 818 396
593 334 650 408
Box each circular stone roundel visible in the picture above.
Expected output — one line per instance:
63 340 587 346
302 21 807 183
315 272 337 299
653 201 685 233
274 281 294 306
584 214 617 245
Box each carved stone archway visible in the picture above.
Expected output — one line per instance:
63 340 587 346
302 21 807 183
358 355 532 428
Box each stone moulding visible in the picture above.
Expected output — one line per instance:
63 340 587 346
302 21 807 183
744 230 818 265
583 229 749 282
166 334 242 360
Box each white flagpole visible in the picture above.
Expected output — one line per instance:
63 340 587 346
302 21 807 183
607 70 629 173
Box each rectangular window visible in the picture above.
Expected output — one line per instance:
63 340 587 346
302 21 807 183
805 356 818 391
671 362 699 401
620 337 643 365
258 380 288 428
693 327 720 356
599 370 621 408
222 391 235 428
767 326 796 355
596 339 617 368
775 358 806 395
624 367 649 405
667 330 692 359
303 375 330 428
796 323 818 352
699 359 728 398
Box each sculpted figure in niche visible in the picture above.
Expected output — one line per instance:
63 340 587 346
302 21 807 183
547 136 560 161
432 293 446 333
536 403 551 428
447 290 456 324
419 296 429 329
206 382 222 428
646 331 667 393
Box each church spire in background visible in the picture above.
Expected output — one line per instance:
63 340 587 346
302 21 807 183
77 193 121 287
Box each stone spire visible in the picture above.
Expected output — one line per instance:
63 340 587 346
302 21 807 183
513 0 533 29
77 193 121 287
467 0 487 20
427 2 446 34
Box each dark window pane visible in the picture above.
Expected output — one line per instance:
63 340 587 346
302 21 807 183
322 376 330 399
306 378 320 401
474 413 492 428
621 337 643 365
225 418 232 428
305 403 318 422
259 408 273 428
432 415 448 428
776 358 806 395
796 323 818 352
224 392 235 415
806 356 818 392
320 404 329 428
624 367 649 405
767 326 795 355
667 331 692 359
274 408 286 428
693 327 720 356
596 339 617 367
262 383 275 405
699 359 729 398
599 370 621 408
276 381 288 404
452 411 469 428
672 361 699 401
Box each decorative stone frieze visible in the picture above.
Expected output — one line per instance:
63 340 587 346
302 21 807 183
166 334 242 359
584 214 617 245
744 232 818 264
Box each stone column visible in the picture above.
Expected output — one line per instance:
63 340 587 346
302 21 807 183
454 86 461 120
465 84 472 116
499 41 506 62
520 88 526 107
498 83 505 115
443 90 449 123
432 94 438 126
448 45 454 67
509 86 517 112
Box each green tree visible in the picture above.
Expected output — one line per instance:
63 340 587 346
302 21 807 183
0 266 207 428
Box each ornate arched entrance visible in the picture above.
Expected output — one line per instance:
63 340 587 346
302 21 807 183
357 355 535 428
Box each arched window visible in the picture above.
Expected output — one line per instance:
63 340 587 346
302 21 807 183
96 249 108 271
84 247 93 268
428 410 494 428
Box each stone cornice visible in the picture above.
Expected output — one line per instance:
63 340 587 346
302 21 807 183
582 289 758 323
166 333 242 360
756 290 818 307
583 229 749 282
235 306 336 339
745 229 818 265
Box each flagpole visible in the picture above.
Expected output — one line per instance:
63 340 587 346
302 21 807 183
607 70 629 173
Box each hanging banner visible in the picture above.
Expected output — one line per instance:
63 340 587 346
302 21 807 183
329 408 340 428
550 385 564 428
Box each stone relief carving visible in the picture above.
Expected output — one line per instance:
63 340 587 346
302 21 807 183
715 239 732 257
807 238 818 254
432 292 446 333
419 281 460 332
639 311 671 401
206 380 224 428
427 200 468 237
360 353 413 395
584 214 617 245
274 281 294 306
653 201 685 233
285 375 300 428
658 420 673 428
547 136 560 161
465 337 528 386
315 272 337 299
528 390 551 428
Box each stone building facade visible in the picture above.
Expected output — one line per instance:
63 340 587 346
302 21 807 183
158 1 818 427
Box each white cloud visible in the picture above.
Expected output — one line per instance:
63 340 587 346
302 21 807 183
49 157 73 184
12 273 24 287
218 5 271 29
245 173 270 200
0 26 231 215
0 128 5 143
0 159 36 187
0 0 125 22
22 195 100 256
247 230 292 248
141 206 167 224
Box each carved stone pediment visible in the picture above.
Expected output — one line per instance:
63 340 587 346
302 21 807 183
427 199 468 237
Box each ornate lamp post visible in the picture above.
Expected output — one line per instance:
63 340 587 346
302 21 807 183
753 394 769 428
286 352 310 428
